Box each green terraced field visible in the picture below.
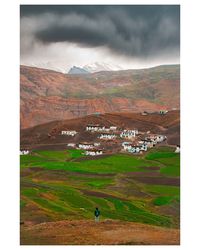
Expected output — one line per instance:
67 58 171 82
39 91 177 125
20 146 180 228
145 147 180 177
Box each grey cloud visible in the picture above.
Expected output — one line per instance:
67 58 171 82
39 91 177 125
20 5 180 59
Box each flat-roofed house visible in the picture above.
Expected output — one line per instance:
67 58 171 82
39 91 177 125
85 149 103 156
140 138 155 148
122 141 147 153
122 142 132 150
86 124 105 132
120 129 138 139
156 135 167 142
67 143 76 148
159 110 168 115
175 145 180 153
110 126 117 131
86 124 117 133
99 134 117 140
20 150 29 155
61 130 77 136
128 145 141 153
138 143 148 151
78 142 94 149
145 135 167 144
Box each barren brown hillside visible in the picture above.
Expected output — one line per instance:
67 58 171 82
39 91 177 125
20 65 180 128
20 219 180 245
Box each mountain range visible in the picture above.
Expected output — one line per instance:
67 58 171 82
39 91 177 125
68 66 90 74
20 64 180 128
68 62 124 74
83 62 123 73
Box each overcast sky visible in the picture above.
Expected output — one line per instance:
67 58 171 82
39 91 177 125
20 5 180 72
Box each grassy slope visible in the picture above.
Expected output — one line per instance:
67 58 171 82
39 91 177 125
20 147 180 228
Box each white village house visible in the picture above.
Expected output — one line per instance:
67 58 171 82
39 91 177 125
139 139 155 148
159 110 168 115
147 135 167 143
175 145 180 153
109 126 117 131
141 111 148 116
61 130 77 136
99 134 117 140
156 135 167 142
78 142 95 150
120 129 138 139
67 143 76 148
121 141 132 150
85 149 103 156
122 142 147 153
128 145 147 153
20 150 29 155
86 124 117 133
86 124 106 132
141 134 166 145
139 134 167 149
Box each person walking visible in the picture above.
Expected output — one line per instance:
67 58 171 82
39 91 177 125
94 207 100 222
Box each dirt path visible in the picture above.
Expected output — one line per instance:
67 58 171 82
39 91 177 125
20 219 180 245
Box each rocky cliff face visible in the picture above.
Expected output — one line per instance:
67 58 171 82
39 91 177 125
20 65 180 128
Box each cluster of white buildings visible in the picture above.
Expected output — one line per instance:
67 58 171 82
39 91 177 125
78 142 95 150
62 123 170 157
86 124 117 132
139 139 155 148
86 124 118 141
85 123 168 155
122 142 147 154
121 133 167 154
78 142 103 156
86 124 138 140
85 149 103 156
21 118 177 158
67 142 101 149
66 142 103 156
120 129 138 139
148 135 167 143
99 134 117 140
61 130 77 136
140 135 167 148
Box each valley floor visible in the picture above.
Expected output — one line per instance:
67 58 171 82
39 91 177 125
20 219 180 245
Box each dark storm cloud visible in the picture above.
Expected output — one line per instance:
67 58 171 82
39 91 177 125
20 5 180 59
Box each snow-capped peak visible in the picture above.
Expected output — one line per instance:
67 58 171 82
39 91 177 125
83 62 123 73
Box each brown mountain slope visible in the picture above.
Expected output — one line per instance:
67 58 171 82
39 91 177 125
20 65 180 128
20 110 180 148
20 219 180 245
